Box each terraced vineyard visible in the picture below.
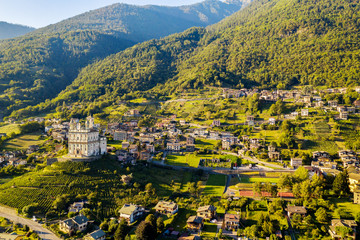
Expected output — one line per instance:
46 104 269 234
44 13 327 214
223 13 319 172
0 159 197 218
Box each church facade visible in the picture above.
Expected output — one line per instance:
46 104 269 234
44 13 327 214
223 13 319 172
68 116 107 158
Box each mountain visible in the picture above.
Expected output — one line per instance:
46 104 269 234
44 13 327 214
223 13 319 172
18 0 360 119
34 0 247 42
0 22 35 39
0 0 249 117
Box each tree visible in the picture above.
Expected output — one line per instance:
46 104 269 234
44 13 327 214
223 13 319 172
22 204 39 218
156 217 164 233
294 166 309 182
135 221 157 240
315 207 329 224
335 226 352 239
114 220 128 240
254 182 262 196
145 214 157 228
333 171 350 197
100 220 109 232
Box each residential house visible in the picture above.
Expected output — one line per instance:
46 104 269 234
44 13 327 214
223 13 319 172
286 206 307 218
139 151 151 161
246 116 255 126
329 219 357 240
125 109 140 117
313 96 322 102
178 236 201 240
186 145 195 152
311 158 337 170
197 205 216 220
119 204 145 223
84 229 106 240
354 100 360 109
337 106 347 113
290 158 303 168
185 137 195 146
222 139 231 150
340 111 349 120
268 145 276 152
354 191 360 204
26 145 39 154
68 200 87 213
301 109 309 117
224 214 240 231
268 151 280 160
167 142 181 152
312 151 330 160
8 159 26 167
59 215 89 234
303 96 312 104
250 143 261 151
129 145 138 154
328 100 338 108
212 120 221 127
349 173 360 193
269 118 276 125
154 201 178 215
114 130 127 141
146 144 155 153
348 107 356 113
316 101 324 108
186 216 203 230
139 136 155 144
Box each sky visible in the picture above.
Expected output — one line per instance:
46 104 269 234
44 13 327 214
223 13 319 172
0 0 202 28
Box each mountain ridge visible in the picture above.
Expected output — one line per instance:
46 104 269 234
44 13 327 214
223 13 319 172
0 21 35 40
0 0 248 117
14 0 360 119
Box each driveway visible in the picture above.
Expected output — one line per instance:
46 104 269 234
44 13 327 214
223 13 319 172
0 206 60 240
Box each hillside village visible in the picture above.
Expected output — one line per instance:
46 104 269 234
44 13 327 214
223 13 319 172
1 86 360 239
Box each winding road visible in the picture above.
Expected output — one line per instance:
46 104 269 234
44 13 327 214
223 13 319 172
0 206 60 240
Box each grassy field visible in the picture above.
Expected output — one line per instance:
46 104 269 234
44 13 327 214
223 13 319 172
238 175 280 184
203 174 226 196
201 223 218 238
330 198 360 217
0 124 20 135
107 140 123 149
195 139 219 150
166 154 200 168
2 132 45 150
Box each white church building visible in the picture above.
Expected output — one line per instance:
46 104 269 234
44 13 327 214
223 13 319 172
68 116 107 158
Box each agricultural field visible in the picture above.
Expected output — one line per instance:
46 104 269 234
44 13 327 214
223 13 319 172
203 174 226 196
166 153 239 168
0 159 199 218
0 124 20 135
2 132 45 150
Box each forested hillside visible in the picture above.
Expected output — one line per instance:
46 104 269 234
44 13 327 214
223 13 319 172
18 0 360 120
0 22 35 39
0 0 247 117
34 0 247 42
0 31 134 115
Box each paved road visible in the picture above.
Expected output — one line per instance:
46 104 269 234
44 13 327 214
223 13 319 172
223 175 231 194
0 206 60 240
